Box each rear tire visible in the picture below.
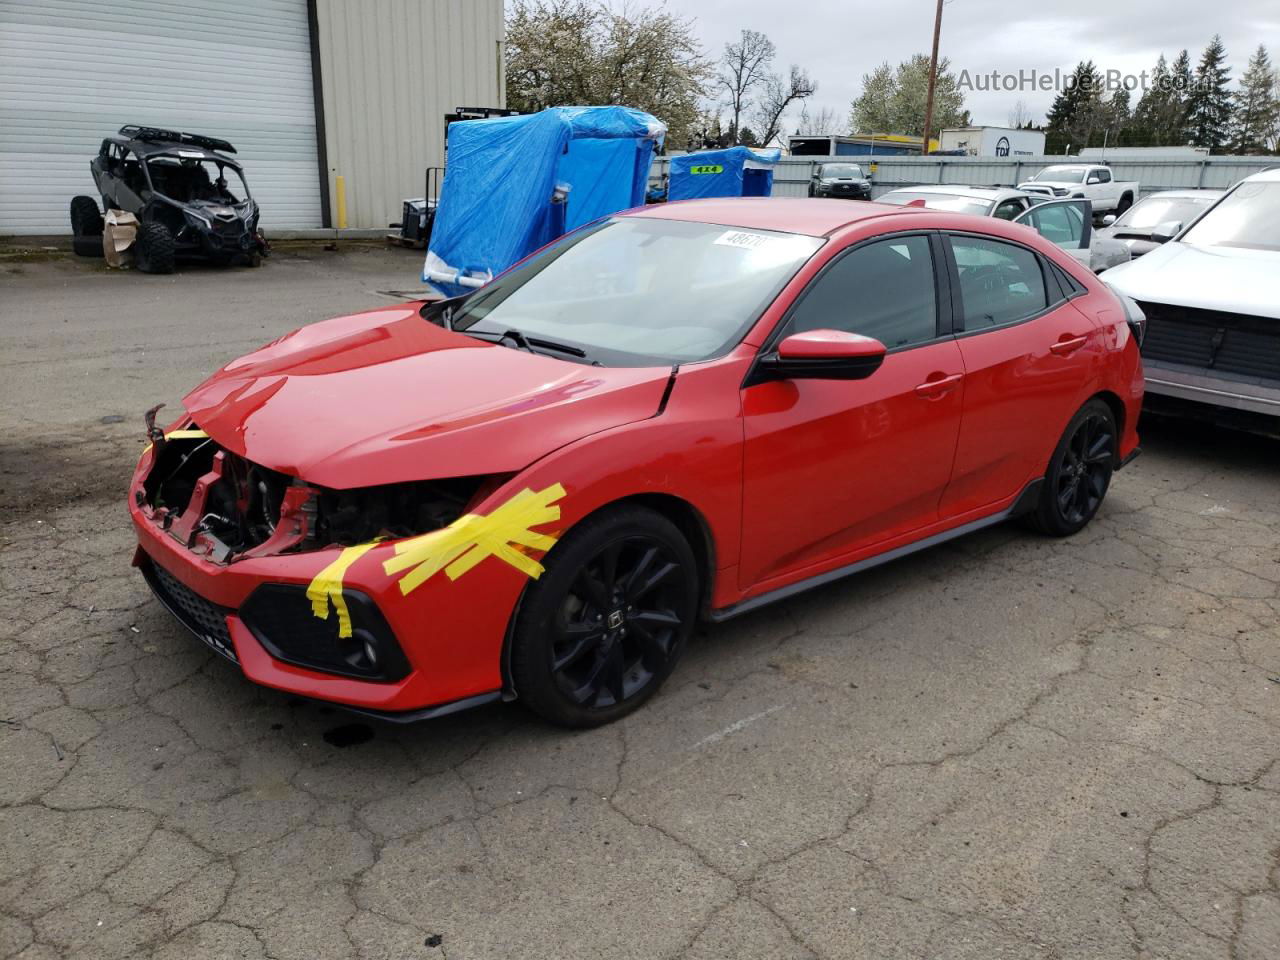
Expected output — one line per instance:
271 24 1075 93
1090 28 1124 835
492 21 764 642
135 221 176 274
70 196 103 237
511 505 698 728
1115 193 1133 215
1027 399 1117 537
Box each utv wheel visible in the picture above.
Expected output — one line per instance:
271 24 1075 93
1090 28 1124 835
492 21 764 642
71 235 104 258
511 505 698 728
70 196 103 237
1028 399 1117 537
135 222 176 274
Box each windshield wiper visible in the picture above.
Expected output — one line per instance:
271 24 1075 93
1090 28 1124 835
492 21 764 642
467 328 587 358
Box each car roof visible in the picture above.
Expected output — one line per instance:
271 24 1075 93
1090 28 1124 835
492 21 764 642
1138 188 1226 199
108 136 240 166
1244 167 1280 183
879 184 1025 202
625 197 930 238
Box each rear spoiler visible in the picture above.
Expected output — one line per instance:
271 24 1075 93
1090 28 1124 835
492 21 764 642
118 125 236 155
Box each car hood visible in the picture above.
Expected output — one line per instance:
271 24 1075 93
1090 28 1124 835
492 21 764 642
183 303 674 489
1102 241 1280 319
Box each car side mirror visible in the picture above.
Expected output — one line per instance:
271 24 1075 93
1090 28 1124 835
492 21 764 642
752 330 887 384
1150 220 1182 243
1101 214 1116 226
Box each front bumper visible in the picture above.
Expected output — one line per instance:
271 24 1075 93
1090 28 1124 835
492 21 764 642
1143 359 1280 418
816 183 871 199
129 457 521 714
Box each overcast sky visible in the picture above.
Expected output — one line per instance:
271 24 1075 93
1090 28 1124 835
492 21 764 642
683 0 1280 129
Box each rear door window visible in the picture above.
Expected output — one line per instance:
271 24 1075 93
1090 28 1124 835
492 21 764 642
947 236 1048 330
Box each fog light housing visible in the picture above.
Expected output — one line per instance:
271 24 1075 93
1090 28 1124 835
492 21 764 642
239 584 411 682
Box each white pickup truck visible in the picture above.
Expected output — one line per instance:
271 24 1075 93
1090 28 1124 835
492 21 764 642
1017 164 1139 215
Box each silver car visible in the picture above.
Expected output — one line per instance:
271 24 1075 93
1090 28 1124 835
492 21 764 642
876 184 1132 273
1095 189 1224 258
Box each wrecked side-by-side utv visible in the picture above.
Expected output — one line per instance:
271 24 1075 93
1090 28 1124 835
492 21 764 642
71 125 268 273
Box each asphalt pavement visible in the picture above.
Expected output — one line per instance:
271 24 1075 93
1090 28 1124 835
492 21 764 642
2 248 1278 960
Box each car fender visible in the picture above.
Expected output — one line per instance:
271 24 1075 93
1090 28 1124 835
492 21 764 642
470 353 751 612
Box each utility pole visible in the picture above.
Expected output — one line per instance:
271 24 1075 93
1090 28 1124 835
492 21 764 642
921 0 945 156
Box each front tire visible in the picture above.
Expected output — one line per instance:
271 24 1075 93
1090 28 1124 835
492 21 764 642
135 221 175 274
70 196 103 237
511 505 698 728
1028 399 1117 537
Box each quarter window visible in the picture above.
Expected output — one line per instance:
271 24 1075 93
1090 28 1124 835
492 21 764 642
992 199 1025 220
949 236 1047 330
787 236 937 349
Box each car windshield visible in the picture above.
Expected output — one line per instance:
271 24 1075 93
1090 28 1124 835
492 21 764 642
1178 181 1280 252
446 217 823 366
877 191 991 216
146 156 249 204
821 164 863 178
1113 195 1214 231
1031 166 1088 183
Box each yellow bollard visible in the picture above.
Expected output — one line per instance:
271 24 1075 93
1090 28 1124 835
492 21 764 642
335 175 348 229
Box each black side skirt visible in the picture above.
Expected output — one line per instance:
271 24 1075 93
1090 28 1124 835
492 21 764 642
708 479 1043 623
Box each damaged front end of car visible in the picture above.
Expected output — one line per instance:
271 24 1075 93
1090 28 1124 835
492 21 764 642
131 412 506 687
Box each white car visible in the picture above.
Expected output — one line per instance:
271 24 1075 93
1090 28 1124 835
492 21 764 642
1018 164 1140 215
1102 168 1280 431
876 185 1131 273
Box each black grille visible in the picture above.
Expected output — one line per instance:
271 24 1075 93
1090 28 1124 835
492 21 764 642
1138 301 1280 383
143 559 238 663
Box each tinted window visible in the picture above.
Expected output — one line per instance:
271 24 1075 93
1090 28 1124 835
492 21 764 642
789 236 937 348
950 236 1048 330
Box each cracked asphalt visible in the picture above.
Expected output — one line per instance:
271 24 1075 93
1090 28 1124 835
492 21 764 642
2 249 1279 960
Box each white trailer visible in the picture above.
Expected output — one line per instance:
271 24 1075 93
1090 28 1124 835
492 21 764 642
938 126 1046 157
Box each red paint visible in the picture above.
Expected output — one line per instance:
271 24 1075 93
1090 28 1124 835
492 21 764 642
130 199 1143 715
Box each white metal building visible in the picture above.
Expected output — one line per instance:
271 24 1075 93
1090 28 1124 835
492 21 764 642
0 0 505 234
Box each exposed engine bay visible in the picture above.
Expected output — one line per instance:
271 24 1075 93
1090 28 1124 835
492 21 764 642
139 429 492 562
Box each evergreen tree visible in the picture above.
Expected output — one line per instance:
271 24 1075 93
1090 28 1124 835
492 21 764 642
1045 61 1106 153
1166 50 1196 145
1132 54 1170 146
1232 45 1279 153
1107 88 1133 146
1187 37 1232 150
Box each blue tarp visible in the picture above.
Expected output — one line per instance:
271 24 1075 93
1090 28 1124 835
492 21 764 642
423 106 665 296
667 147 781 201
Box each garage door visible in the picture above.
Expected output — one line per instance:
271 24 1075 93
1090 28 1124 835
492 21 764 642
0 0 322 234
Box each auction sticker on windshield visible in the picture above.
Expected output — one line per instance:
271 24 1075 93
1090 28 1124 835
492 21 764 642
715 230 779 251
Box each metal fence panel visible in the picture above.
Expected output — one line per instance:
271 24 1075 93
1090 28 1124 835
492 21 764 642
650 154 1276 203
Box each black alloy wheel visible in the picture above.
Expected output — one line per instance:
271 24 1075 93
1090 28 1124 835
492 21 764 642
1030 398 1117 536
512 506 697 727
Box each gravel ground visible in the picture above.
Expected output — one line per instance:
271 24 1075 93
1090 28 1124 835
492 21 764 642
2 250 1278 960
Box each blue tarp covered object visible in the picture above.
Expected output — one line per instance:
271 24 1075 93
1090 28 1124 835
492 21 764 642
667 147 781 202
423 106 665 296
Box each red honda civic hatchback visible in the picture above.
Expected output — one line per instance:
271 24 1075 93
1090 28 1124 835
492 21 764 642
130 198 1144 727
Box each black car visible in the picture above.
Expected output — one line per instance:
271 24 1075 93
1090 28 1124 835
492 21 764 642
808 162 872 200
70 125 267 273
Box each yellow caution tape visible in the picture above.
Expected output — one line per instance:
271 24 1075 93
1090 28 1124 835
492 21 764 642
306 542 379 639
382 483 566 596
142 428 208 456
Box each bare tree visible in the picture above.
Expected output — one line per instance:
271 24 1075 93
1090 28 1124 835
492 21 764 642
718 29 775 143
796 104 842 135
752 65 817 147
1007 99 1035 128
